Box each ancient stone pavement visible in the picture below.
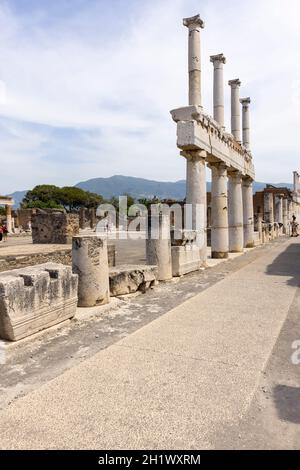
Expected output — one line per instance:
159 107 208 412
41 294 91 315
0 237 299 449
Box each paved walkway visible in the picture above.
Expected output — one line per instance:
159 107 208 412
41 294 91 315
0 238 299 449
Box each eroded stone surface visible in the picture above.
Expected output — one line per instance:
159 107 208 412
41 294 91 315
0 263 78 341
109 265 157 297
72 236 110 307
32 212 79 244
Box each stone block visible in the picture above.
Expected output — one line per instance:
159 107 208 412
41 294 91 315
171 245 201 277
0 263 78 341
109 265 158 297
32 212 79 244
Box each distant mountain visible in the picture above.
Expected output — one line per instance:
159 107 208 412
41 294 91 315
76 175 187 200
8 190 27 209
7 177 294 208
76 175 294 200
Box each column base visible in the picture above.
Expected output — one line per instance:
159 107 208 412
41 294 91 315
229 249 244 253
212 251 229 259
245 242 255 248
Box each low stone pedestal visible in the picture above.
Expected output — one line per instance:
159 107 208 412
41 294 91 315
0 263 78 341
171 229 201 276
172 245 201 276
109 265 157 296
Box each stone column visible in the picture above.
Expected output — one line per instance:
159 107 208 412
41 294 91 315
228 79 241 142
283 197 288 234
210 54 226 128
211 163 229 258
257 213 263 244
90 208 97 229
183 14 205 106
242 178 254 248
5 205 12 233
228 171 244 252
183 150 207 262
146 213 172 281
275 195 283 224
293 171 299 192
264 192 274 239
72 235 110 307
79 207 85 229
240 97 251 150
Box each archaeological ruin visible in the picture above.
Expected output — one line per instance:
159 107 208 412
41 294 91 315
0 14 300 343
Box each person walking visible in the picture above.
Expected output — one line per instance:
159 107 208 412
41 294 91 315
0 225 3 243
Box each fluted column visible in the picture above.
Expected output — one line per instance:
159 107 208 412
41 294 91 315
211 163 229 258
228 171 244 252
228 79 241 142
183 14 205 106
242 178 254 248
240 97 251 150
210 54 226 127
183 150 207 262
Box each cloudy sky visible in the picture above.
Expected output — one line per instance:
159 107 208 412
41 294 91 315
0 0 299 194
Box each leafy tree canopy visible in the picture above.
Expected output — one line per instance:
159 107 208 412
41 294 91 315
22 185 104 211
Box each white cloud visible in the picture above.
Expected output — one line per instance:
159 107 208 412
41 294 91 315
0 0 300 194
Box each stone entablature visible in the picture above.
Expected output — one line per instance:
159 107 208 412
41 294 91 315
0 263 78 341
170 106 254 179
0 196 14 206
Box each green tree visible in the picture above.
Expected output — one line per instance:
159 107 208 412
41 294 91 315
22 185 62 209
22 185 103 211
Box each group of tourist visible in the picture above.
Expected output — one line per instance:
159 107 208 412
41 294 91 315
0 223 8 242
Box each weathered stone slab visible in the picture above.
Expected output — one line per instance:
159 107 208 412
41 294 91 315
109 265 158 297
0 263 78 341
171 245 201 277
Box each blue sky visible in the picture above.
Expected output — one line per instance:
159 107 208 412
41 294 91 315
1 0 300 194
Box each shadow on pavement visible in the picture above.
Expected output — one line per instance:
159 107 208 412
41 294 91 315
273 384 300 424
266 242 300 287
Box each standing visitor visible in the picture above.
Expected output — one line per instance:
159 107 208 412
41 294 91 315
2 224 8 241
291 215 299 237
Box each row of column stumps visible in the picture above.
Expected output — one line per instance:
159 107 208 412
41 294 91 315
263 192 292 237
182 14 254 259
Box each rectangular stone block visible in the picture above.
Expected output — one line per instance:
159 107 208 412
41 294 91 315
171 245 201 277
0 263 78 341
32 212 79 244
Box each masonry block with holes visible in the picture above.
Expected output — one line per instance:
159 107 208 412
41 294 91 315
0 263 78 341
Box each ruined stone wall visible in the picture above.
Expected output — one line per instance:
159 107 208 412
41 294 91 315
32 212 79 244
0 245 116 272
